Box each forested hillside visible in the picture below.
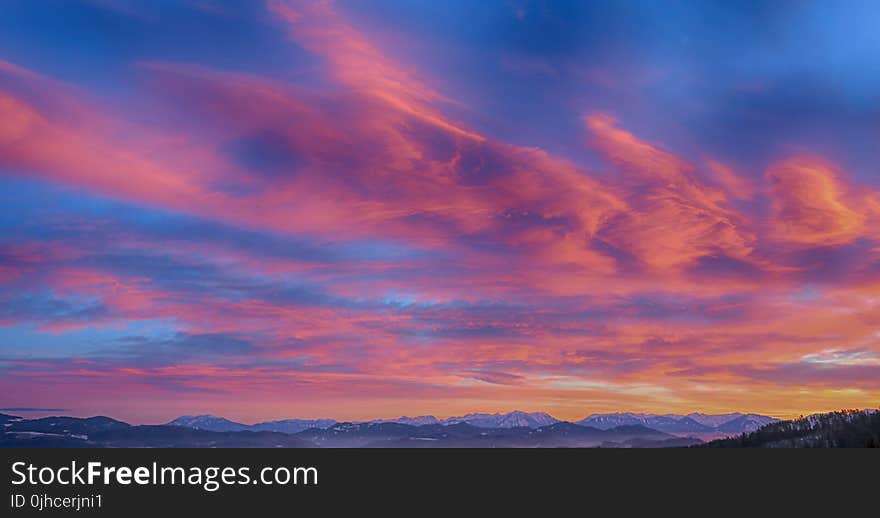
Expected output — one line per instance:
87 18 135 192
703 409 880 447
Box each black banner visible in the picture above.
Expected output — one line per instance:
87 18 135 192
1 448 877 515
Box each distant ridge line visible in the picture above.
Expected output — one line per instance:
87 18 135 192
164 410 780 435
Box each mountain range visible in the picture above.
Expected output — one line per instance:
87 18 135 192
4 409 877 447
1 412 697 448
577 412 778 434
167 410 776 436
1 409 789 448
168 415 335 434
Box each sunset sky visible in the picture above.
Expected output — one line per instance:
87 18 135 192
2 0 879 424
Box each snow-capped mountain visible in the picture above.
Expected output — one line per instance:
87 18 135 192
167 410 778 436
686 413 745 427
167 415 250 432
369 415 441 426
714 414 778 433
167 415 335 433
366 411 558 428
443 411 559 428
577 413 711 433
250 418 336 434
578 412 777 435
685 413 777 431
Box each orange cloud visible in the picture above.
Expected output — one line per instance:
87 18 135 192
585 113 691 185
267 0 482 141
705 159 756 200
584 113 756 271
766 157 867 246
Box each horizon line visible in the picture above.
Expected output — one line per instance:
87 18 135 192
10 406 879 426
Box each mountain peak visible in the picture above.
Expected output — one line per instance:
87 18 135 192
369 415 440 426
167 415 337 434
444 411 559 428
578 412 777 434
167 415 248 432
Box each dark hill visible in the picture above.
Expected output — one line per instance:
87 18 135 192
91 426 314 448
702 409 880 448
7 416 130 436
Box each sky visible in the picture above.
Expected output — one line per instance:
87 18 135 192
1 0 879 424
